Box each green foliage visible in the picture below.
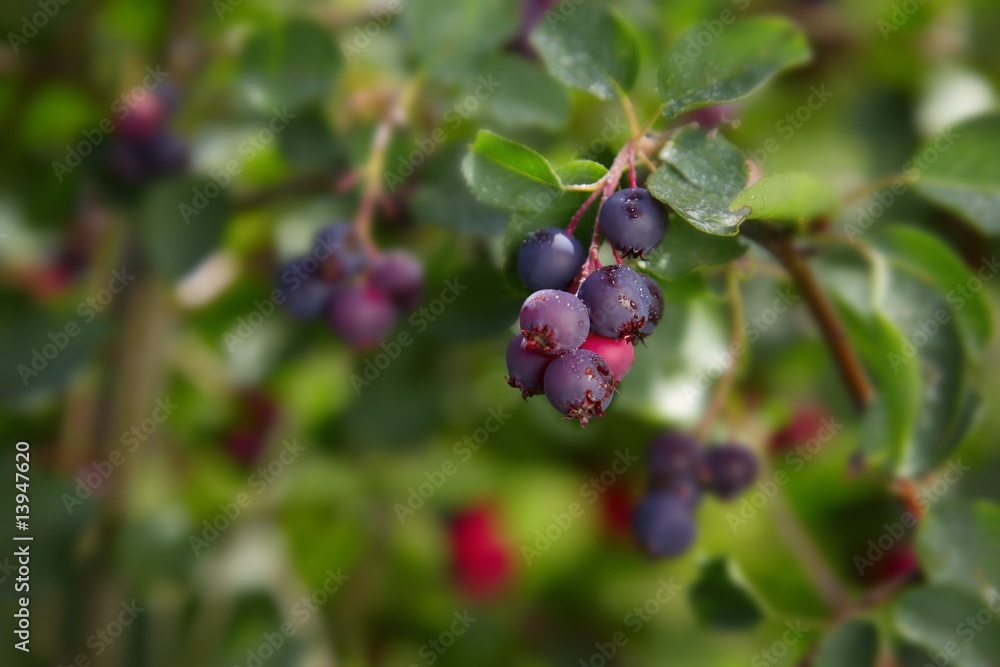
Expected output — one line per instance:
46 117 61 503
647 126 750 235
911 114 1000 235
688 557 764 630
814 619 879 667
657 17 812 119
732 172 840 227
530 5 641 101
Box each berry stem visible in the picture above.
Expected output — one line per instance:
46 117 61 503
566 187 603 235
628 143 637 189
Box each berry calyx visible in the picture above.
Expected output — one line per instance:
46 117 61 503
577 265 652 341
519 289 590 354
598 188 669 259
505 334 554 398
543 349 615 426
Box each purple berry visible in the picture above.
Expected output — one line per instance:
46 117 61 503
371 251 423 313
144 131 189 176
276 257 333 319
116 92 168 140
577 265 651 341
505 334 554 398
314 223 368 282
516 227 586 292
647 432 703 488
639 275 664 337
704 443 758 501
632 491 697 558
519 289 590 354
329 284 397 350
543 349 614 426
598 188 669 258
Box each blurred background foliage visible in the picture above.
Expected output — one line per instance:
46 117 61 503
1 0 1000 666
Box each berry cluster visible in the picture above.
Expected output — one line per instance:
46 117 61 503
633 432 757 558
276 222 423 350
106 88 188 185
505 187 669 425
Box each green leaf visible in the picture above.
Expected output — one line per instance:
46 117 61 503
475 55 571 131
139 176 231 283
647 127 750 235
462 130 563 211
871 226 993 357
405 0 519 78
731 173 840 226
917 499 1000 599
239 18 339 111
657 16 812 119
0 304 110 406
529 5 641 100
688 557 764 630
896 585 1000 667
640 217 747 279
814 619 879 667
911 114 1000 235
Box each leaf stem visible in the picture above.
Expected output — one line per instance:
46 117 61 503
842 172 911 207
741 221 875 412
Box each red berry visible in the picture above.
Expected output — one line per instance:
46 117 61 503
580 333 635 382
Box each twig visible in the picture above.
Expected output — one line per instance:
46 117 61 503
741 221 875 413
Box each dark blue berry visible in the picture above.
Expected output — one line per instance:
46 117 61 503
543 349 614 426
505 334 553 398
598 188 668 258
314 223 368 282
329 284 397 350
519 289 590 354
647 432 703 488
371 251 423 313
704 443 758 500
276 257 333 319
632 491 696 558
516 227 586 292
577 265 651 341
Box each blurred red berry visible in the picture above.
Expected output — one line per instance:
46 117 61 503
449 505 512 599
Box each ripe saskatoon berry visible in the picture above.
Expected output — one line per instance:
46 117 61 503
371 251 423 313
598 188 669 258
646 432 704 488
505 334 553 398
704 443 758 500
116 92 168 140
577 265 651 341
519 289 590 354
639 275 664 337
143 131 189 176
516 227 586 292
632 491 696 558
314 223 368 281
543 349 615 425
580 333 634 382
329 284 397 350
276 258 334 319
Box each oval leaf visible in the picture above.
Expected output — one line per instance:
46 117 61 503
731 172 840 226
647 127 750 235
462 130 563 211
529 5 640 100
658 16 812 119
911 114 1000 235
814 619 879 667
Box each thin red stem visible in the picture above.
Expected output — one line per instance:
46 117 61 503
628 144 637 189
566 187 603 235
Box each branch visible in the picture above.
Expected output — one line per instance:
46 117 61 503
741 221 875 413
